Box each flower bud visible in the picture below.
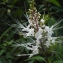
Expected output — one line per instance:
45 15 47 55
40 19 45 24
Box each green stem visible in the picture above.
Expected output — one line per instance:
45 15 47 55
40 40 49 63
43 0 50 15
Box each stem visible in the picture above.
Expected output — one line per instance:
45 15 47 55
34 14 39 31
32 0 34 8
43 0 50 15
40 31 50 63
30 0 34 10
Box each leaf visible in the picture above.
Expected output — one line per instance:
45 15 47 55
28 60 34 63
48 17 56 27
13 0 18 3
46 0 61 7
1 57 7 63
0 27 12 39
0 61 2 63
0 50 6 56
20 56 45 63
39 4 44 10
55 44 63 54
53 60 63 63
51 44 63 60
28 56 45 61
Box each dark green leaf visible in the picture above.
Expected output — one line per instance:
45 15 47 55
0 27 12 39
0 61 2 63
48 17 56 26
20 56 45 63
28 60 34 63
28 56 45 61
46 0 61 7
0 50 6 56
53 60 63 63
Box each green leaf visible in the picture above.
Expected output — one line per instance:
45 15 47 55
0 61 2 63
28 56 45 61
30 56 45 62
55 44 63 54
48 17 56 27
13 0 18 3
53 60 63 63
0 27 12 39
46 0 61 7
20 56 45 63
28 60 34 63
0 50 6 56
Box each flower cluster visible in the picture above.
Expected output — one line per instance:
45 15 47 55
14 7 62 57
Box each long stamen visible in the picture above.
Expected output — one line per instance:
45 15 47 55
53 27 63 30
52 19 63 28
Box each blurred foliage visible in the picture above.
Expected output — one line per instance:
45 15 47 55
0 0 63 63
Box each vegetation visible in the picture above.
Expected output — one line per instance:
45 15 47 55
0 0 63 63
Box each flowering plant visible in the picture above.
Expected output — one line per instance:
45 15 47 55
13 0 63 63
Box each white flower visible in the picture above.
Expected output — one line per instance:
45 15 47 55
27 28 34 36
44 37 57 48
35 27 43 40
29 46 39 57
22 24 34 37
22 24 30 31
18 43 33 50
44 41 51 48
44 26 57 47
44 26 53 37
13 7 63 57
18 42 39 57
36 39 40 46
50 37 57 44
